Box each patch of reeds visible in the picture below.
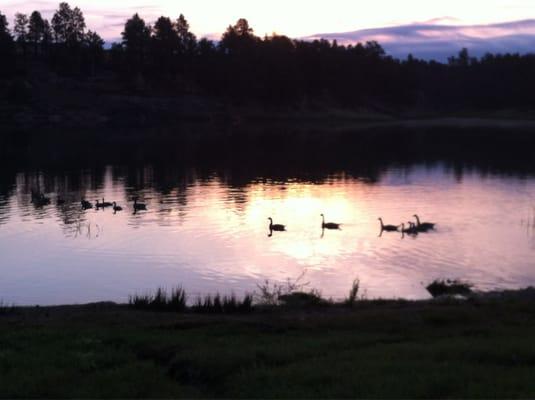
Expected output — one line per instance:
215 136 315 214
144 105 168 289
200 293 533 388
191 293 254 314
129 287 253 314
129 277 365 313
426 279 473 298
128 286 187 312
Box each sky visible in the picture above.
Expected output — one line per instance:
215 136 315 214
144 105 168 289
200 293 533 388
306 19 535 61
3 0 535 59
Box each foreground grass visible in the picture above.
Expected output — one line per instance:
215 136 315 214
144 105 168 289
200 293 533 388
1 295 535 398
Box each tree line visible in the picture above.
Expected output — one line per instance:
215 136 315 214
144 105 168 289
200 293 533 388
2 2 535 110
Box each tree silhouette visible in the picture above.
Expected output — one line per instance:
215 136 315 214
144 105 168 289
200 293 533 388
4 4 535 112
122 13 151 74
0 10 15 75
0 10 11 43
28 11 45 55
14 13 29 56
152 16 178 74
84 30 104 75
220 18 258 55
52 2 86 45
41 19 53 54
176 14 196 55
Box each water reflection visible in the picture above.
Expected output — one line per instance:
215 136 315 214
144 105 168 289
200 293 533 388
0 162 535 305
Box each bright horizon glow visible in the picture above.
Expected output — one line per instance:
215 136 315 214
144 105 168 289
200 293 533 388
2 0 535 41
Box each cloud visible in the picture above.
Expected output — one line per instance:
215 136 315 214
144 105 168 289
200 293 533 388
305 19 535 61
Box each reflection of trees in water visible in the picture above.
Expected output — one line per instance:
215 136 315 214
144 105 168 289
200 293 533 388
2 160 535 234
5 164 367 229
0 167 15 226
9 169 107 226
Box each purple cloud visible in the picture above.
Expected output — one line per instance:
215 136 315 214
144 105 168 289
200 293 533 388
305 19 535 61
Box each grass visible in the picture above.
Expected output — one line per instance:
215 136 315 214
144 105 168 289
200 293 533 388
2 291 535 398
3 281 535 397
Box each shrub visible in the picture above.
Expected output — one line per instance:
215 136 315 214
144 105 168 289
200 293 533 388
278 291 327 307
426 279 473 298
255 272 310 306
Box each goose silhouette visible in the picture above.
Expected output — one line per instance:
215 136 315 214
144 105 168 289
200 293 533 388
321 214 341 230
268 217 286 232
413 215 436 231
378 218 399 232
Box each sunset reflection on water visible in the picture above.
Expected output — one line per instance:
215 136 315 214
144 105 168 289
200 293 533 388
0 164 534 305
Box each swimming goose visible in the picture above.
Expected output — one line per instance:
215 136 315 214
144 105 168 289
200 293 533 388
268 217 286 232
321 214 341 230
413 215 436 231
113 202 123 212
378 218 399 232
101 198 113 207
401 222 418 235
32 192 50 206
81 199 93 209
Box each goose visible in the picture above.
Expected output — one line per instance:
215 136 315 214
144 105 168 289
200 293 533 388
413 215 436 231
31 192 50 206
95 199 104 209
113 202 123 212
401 222 418 235
133 198 147 211
378 218 399 232
35 194 51 206
101 198 113 207
321 214 341 230
268 217 286 232
81 199 93 210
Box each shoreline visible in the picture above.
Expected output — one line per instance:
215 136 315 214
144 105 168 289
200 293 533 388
2 286 535 310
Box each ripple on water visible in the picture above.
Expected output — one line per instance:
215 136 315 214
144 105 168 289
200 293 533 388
0 164 535 305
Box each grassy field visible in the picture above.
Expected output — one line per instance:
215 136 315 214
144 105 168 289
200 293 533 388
2 292 535 398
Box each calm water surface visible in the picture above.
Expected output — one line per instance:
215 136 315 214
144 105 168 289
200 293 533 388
1 163 534 305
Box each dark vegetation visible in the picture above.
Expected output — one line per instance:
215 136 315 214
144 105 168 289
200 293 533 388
129 286 187 312
426 279 474 298
128 286 254 314
127 278 476 313
2 3 535 170
2 2 535 125
190 293 254 314
2 288 535 397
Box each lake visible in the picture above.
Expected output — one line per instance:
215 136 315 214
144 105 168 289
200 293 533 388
1 162 534 305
